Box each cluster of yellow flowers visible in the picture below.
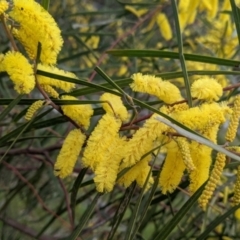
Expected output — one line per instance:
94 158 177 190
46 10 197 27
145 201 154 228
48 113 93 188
1 0 240 212
53 72 240 212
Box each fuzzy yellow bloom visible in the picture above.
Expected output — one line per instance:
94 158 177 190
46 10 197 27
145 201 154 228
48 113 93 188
232 166 240 205
82 114 122 170
12 27 40 61
198 153 226 210
124 5 148 18
0 51 35 94
94 137 126 192
0 0 8 15
61 95 93 129
206 0 218 19
121 113 168 169
40 85 59 99
191 77 223 101
189 142 212 193
25 100 44 121
235 208 240 220
37 64 75 92
172 102 230 132
0 54 4 72
159 140 186 194
187 0 201 24
10 0 63 64
54 129 86 178
226 95 240 142
131 73 183 104
100 93 128 121
176 137 195 172
178 0 190 12
156 13 172 41
118 155 153 191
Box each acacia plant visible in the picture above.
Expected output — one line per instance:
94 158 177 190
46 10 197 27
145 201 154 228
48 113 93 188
1 0 240 239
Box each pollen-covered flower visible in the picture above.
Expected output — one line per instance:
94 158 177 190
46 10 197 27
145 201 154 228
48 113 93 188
40 84 59 99
176 137 195 172
37 64 75 92
226 95 240 142
94 137 126 192
198 153 226 210
131 73 183 104
156 13 172 41
100 93 128 121
0 51 35 94
10 0 63 64
189 142 212 194
0 0 8 15
61 95 93 129
232 166 240 205
121 113 168 169
25 100 44 121
82 114 122 171
191 77 223 101
159 140 186 194
54 129 86 178
118 155 153 191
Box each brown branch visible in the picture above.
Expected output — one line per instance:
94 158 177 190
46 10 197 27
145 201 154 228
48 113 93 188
2 161 72 231
43 152 74 228
0 215 60 240
0 14 18 51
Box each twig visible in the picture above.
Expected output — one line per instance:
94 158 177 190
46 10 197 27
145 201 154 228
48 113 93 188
2 160 72 231
88 6 162 82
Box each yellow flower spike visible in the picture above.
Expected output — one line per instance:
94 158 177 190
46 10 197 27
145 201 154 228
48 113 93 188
189 142 212 194
172 102 230 133
206 0 218 19
121 113 169 169
0 54 4 72
187 0 201 25
0 0 8 15
198 153 226 211
178 0 190 12
1 51 35 94
54 129 86 178
94 137 126 193
37 64 75 92
176 137 195 172
61 95 93 129
25 100 44 121
156 13 172 41
12 27 39 60
232 166 240 205
159 140 186 194
131 73 183 104
235 208 240 220
10 0 63 64
82 114 122 171
124 5 147 18
226 95 240 142
40 85 59 99
100 93 128 121
191 77 223 101
118 155 153 190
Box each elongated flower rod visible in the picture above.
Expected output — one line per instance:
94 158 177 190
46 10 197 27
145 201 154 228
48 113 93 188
0 51 35 94
25 100 44 121
10 0 63 64
61 95 93 129
54 129 86 178
198 152 226 210
226 95 240 142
